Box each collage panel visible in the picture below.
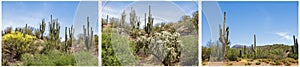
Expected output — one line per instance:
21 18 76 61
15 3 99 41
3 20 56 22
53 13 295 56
101 1 199 66
0 0 299 67
2 1 98 66
202 1 298 66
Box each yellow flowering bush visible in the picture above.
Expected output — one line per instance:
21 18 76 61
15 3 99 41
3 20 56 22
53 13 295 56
2 32 37 61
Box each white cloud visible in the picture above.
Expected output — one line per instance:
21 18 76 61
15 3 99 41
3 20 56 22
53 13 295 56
275 32 293 40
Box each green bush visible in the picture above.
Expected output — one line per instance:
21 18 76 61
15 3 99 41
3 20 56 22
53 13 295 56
282 59 291 66
270 60 282 65
202 47 211 61
255 62 261 65
286 58 297 63
288 54 298 60
101 28 121 66
227 62 233 65
21 50 75 66
245 62 251 65
226 49 239 61
2 32 37 65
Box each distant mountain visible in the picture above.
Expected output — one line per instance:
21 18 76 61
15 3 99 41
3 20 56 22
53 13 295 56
231 44 251 48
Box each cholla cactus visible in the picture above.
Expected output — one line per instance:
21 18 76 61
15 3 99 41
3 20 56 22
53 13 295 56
149 31 182 66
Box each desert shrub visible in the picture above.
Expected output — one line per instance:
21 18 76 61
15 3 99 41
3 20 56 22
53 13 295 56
282 59 291 66
287 53 298 60
255 62 261 65
270 60 282 65
2 32 37 65
284 62 291 66
269 49 285 60
286 58 297 63
237 58 242 62
74 51 98 66
21 50 75 66
135 35 150 55
202 62 206 65
269 61 276 65
129 40 137 55
202 47 211 61
245 62 251 65
227 62 233 65
180 35 198 66
101 28 121 66
226 49 239 61
111 33 139 66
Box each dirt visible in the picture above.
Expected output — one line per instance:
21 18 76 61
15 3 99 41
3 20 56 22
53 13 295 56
203 59 298 66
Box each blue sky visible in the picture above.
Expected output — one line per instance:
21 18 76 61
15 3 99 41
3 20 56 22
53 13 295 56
102 1 198 28
2 1 98 40
202 1 298 46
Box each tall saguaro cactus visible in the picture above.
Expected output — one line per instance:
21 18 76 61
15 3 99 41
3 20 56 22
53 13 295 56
146 5 154 35
130 7 137 29
83 17 94 50
68 25 74 52
65 25 74 52
49 15 61 49
293 35 298 54
120 10 126 34
219 11 230 58
65 27 68 52
253 34 256 58
40 19 46 39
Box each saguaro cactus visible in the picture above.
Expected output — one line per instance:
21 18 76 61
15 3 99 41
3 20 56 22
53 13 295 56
83 17 94 50
65 27 68 52
146 5 154 35
137 17 140 29
68 25 74 52
239 50 242 58
293 35 298 54
244 45 246 54
120 10 126 34
144 13 147 33
49 15 61 49
253 34 256 58
130 7 137 29
39 19 46 39
64 25 74 52
219 11 230 58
